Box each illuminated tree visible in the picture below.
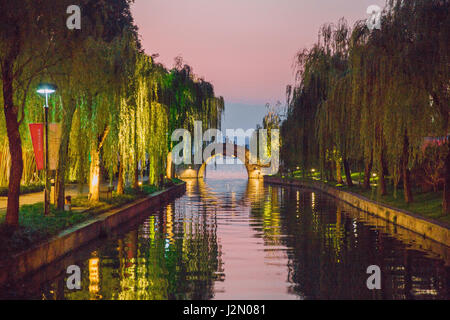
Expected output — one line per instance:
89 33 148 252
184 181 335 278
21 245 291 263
0 1 65 227
280 0 449 212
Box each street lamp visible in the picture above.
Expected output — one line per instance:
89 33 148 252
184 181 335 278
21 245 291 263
37 83 56 216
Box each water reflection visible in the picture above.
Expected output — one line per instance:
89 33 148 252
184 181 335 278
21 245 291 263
1 179 449 300
267 187 449 299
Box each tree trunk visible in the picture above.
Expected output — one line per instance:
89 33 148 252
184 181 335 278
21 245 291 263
2 53 22 228
336 159 343 184
3 90 22 228
133 161 139 189
117 158 124 195
320 158 324 181
343 159 353 187
89 126 110 203
89 147 101 202
430 92 449 215
443 144 450 215
133 106 139 190
328 161 334 182
363 150 373 190
166 152 173 179
402 133 413 204
378 149 387 196
55 97 76 210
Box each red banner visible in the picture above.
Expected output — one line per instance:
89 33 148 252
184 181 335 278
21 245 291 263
29 123 44 170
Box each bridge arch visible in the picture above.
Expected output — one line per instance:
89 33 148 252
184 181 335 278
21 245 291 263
177 142 263 179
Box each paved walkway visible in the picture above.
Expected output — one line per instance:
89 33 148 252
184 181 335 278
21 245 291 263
0 177 150 213
0 184 89 213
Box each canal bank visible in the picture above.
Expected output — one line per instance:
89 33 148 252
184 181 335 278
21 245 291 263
264 176 450 247
1 178 449 299
0 182 186 288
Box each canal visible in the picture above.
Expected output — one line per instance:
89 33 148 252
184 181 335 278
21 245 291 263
2 178 449 299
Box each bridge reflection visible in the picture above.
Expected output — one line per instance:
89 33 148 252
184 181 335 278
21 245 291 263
184 178 265 208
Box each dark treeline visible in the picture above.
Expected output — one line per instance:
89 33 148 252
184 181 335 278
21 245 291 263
280 0 449 214
0 0 224 227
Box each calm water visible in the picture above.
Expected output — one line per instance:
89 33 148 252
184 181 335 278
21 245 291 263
2 179 449 299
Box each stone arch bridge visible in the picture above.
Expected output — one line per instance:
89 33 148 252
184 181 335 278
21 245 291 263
174 142 269 179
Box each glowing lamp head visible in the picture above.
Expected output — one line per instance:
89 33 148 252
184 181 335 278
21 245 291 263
36 83 56 95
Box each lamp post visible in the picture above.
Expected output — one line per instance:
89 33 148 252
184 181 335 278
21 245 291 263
37 83 56 216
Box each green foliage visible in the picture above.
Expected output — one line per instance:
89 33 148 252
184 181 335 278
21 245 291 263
171 178 184 185
0 203 95 256
141 184 159 195
341 185 448 224
0 0 224 221
0 184 44 197
280 0 449 210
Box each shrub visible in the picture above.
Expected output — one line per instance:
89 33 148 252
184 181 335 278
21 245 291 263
0 184 45 197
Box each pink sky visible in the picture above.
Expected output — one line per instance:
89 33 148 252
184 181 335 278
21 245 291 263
131 0 386 105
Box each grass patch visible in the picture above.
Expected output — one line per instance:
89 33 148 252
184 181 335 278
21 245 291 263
288 171 379 184
340 185 449 224
171 177 184 185
0 203 96 257
141 184 159 195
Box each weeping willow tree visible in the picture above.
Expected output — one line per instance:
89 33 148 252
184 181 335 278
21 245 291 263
0 0 69 227
159 59 224 183
0 0 140 219
0 0 224 228
70 34 132 202
262 102 281 159
283 22 349 180
280 92 302 173
280 0 449 214
67 45 224 201
163 57 224 135
154 57 224 178
385 0 449 212
0 89 43 187
283 47 326 175
107 53 224 194
47 0 138 209
348 22 376 190
349 1 442 202
314 20 358 186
